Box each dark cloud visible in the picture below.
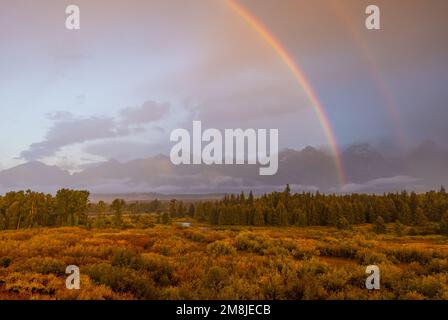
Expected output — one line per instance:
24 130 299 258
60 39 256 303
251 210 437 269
21 100 171 161
20 116 118 161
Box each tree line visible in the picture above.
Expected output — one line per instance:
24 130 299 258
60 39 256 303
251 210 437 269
0 189 89 229
192 185 448 233
1 186 448 234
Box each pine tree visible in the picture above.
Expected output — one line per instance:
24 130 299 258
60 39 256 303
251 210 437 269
169 199 177 219
373 216 387 234
276 202 288 226
177 201 185 217
440 211 448 235
239 192 246 204
295 208 308 227
284 184 291 196
95 200 107 227
266 206 276 225
194 203 205 222
394 220 405 236
218 207 226 225
397 202 412 225
248 191 254 206
253 206 265 226
336 216 351 230
111 198 125 226
414 207 427 226
161 212 171 225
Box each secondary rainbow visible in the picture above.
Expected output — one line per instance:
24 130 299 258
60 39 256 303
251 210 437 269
328 0 408 148
225 0 346 186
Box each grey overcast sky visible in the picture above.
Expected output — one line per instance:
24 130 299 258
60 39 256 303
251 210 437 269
0 0 447 191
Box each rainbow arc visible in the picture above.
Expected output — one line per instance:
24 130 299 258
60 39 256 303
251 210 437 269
225 0 346 186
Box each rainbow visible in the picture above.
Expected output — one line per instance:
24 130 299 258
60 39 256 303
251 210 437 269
225 0 346 186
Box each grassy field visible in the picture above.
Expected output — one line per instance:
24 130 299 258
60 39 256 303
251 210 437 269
0 222 447 300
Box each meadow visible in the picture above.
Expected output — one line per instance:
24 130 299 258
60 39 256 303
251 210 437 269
0 221 447 300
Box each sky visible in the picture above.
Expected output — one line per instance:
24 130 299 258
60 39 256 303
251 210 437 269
0 0 447 192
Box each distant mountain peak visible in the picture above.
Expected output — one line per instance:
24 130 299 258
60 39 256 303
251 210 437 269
345 143 375 155
302 146 317 153
414 140 439 153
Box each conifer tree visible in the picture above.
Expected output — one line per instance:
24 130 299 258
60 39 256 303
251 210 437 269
336 216 351 230
295 208 308 227
169 199 177 219
440 211 448 235
253 206 265 226
373 216 387 234
111 198 125 226
161 212 171 225
394 220 405 236
248 191 254 206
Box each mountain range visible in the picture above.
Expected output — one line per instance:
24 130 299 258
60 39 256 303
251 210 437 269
0 141 447 196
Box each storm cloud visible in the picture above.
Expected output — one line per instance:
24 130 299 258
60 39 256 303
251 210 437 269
20 100 170 161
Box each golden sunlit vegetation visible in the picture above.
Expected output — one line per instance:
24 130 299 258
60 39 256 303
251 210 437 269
0 186 448 300
0 223 447 300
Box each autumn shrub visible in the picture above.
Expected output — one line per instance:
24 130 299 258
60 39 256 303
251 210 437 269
320 268 352 291
164 286 198 299
62 242 115 261
291 245 320 260
258 273 287 299
0 230 37 241
300 280 329 300
3 272 61 297
383 247 434 264
317 240 359 259
140 253 176 286
400 291 426 300
261 238 317 259
1 257 11 268
0 224 447 300
206 240 236 256
377 264 406 292
427 258 448 274
297 258 328 276
0 239 21 258
150 237 194 256
55 275 128 300
355 248 390 265
202 266 228 290
234 232 271 255
14 257 66 276
182 230 207 243
216 277 262 300
86 263 158 299
111 248 142 268
406 225 440 236
408 274 448 299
